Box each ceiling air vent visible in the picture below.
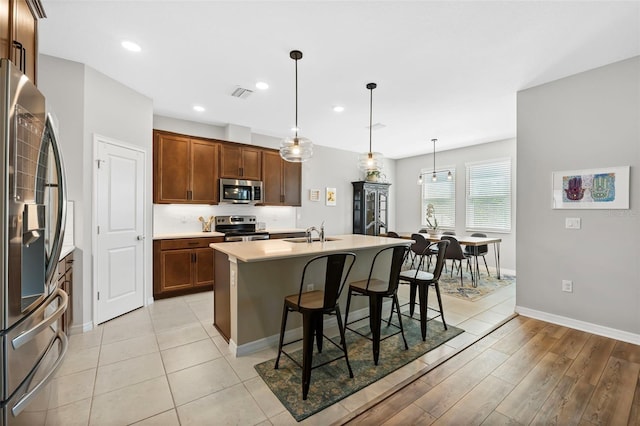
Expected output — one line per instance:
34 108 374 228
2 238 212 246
231 87 253 99
367 123 386 131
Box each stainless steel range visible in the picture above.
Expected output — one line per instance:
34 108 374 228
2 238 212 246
215 215 269 242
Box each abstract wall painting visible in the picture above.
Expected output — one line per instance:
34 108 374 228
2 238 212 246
326 187 337 206
552 166 630 209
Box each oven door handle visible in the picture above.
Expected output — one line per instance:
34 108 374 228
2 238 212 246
11 330 68 417
12 288 68 350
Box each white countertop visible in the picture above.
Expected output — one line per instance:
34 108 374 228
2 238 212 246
153 231 226 240
153 228 305 240
210 234 409 263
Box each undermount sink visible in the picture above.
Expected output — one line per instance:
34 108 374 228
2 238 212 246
283 237 341 243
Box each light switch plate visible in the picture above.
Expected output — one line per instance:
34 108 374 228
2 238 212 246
565 217 581 229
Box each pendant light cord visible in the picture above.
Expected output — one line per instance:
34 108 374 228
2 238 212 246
295 56 298 139
369 86 373 154
433 138 436 174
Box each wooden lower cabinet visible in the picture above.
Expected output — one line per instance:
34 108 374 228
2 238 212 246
153 237 223 299
57 251 73 336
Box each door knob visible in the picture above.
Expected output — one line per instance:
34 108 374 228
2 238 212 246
136 235 145 241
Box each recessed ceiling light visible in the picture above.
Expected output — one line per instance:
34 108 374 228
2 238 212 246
255 81 269 90
333 106 345 113
121 40 141 52
193 105 205 112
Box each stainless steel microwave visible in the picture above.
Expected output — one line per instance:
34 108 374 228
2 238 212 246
219 178 263 204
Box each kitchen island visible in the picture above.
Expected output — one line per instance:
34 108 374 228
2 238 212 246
210 234 409 356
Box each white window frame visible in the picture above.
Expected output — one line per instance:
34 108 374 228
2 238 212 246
465 158 512 233
420 167 456 230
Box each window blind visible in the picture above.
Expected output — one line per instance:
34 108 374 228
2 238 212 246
465 159 511 232
421 169 455 229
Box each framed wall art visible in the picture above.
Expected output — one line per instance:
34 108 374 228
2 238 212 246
552 166 630 209
309 189 320 202
325 187 337 206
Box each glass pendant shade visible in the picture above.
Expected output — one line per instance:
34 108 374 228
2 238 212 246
281 50 313 163
280 136 313 162
358 151 384 171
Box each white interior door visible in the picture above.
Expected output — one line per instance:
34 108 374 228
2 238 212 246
96 138 145 324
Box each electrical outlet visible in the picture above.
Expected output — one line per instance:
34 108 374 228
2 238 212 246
306 283 314 292
562 280 573 293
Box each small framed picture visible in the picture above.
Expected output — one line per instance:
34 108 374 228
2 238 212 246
309 189 320 202
326 187 337 206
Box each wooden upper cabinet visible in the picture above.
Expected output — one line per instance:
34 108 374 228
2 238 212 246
190 138 219 203
153 130 219 204
2 0 44 84
219 143 262 180
261 150 301 206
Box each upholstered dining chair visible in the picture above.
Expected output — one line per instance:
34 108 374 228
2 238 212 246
274 252 356 400
442 236 474 286
394 240 449 340
344 245 409 365
464 232 490 276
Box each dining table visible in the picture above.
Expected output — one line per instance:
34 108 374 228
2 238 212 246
395 232 502 287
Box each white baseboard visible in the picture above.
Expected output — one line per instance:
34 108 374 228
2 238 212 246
515 306 640 345
69 321 94 335
234 306 374 356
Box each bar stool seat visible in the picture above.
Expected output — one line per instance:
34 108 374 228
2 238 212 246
274 252 356 400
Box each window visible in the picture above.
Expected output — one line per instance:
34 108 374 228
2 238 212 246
421 169 455 229
465 159 511 232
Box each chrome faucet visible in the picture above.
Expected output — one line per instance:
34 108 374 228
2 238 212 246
305 221 325 243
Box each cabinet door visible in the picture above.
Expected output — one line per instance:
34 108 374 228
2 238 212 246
194 248 214 288
219 144 243 178
364 188 377 235
262 150 283 205
160 249 194 293
377 189 389 235
240 148 262 180
12 0 37 82
190 138 218 203
154 132 190 203
282 160 301 206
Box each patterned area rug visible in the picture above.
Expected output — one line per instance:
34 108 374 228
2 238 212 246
437 267 515 302
255 318 463 422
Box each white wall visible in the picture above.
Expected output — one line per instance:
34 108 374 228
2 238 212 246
516 56 639 341
39 55 153 331
394 139 517 272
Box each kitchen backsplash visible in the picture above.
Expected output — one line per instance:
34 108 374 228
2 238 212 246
153 204 297 234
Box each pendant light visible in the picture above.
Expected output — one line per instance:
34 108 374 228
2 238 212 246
358 82 384 171
280 50 313 162
417 138 452 184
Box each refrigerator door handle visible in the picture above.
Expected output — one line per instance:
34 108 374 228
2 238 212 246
11 288 68 350
10 330 68 417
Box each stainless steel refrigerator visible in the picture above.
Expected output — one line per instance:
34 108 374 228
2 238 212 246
0 58 68 424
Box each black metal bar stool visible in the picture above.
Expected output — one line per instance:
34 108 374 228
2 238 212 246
274 252 356 400
343 245 409 365
394 240 449 341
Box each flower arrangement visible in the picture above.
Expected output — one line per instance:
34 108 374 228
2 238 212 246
425 203 438 231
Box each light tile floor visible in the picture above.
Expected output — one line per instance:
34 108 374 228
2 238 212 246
29 275 515 425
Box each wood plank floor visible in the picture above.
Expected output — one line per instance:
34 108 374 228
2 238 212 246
341 316 640 425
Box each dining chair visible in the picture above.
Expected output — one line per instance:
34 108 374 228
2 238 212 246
442 236 474 286
409 233 430 270
386 231 400 238
395 240 449 340
344 245 409 365
442 230 456 236
274 252 356 400
464 232 490 276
